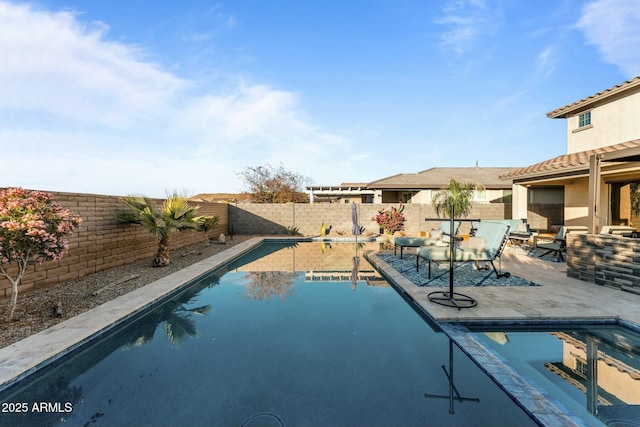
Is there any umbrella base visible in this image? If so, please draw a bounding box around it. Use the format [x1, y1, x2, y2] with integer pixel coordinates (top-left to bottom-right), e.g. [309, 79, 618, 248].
[428, 291, 477, 310]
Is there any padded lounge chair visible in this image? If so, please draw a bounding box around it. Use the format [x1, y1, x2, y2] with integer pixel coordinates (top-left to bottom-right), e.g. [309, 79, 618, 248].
[600, 225, 636, 236]
[394, 221, 460, 258]
[537, 226, 588, 262]
[415, 221, 511, 279]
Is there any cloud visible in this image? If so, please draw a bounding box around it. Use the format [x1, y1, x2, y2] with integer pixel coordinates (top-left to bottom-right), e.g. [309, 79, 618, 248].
[535, 46, 556, 78]
[575, 0, 640, 77]
[0, 2, 187, 127]
[436, 0, 502, 55]
[0, 1, 354, 196]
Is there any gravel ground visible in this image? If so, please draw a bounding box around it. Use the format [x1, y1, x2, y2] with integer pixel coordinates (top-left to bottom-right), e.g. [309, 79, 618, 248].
[0, 236, 252, 349]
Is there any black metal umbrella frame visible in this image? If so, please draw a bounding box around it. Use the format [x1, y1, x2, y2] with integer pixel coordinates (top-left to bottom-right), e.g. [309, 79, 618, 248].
[426, 206, 477, 310]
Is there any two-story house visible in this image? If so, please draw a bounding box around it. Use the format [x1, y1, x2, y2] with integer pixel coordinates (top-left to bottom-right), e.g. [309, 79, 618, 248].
[502, 77, 640, 232]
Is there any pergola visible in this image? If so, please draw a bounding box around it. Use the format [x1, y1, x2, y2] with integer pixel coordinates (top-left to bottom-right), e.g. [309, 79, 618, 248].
[588, 145, 640, 232]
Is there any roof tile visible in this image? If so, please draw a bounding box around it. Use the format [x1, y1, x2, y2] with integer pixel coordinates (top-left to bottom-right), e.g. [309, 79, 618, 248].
[500, 140, 640, 180]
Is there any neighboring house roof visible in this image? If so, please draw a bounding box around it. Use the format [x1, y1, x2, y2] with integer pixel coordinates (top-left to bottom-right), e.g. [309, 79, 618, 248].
[368, 167, 519, 190]
[189, 193, 252, 203]
[499, 139, 640, 182]
[547, 76, 640, 118]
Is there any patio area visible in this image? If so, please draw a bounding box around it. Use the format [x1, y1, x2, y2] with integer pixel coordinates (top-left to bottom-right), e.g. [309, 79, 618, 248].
[366, 248, 640, 326]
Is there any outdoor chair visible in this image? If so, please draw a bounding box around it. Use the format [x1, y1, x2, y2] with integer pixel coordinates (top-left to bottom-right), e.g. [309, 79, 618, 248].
[537, 226, 588, 262]
[415, 221, 511, 280]
[394, 221, 460, 259]
[507, 221, 532, 249]
[600, 225, 636, 236]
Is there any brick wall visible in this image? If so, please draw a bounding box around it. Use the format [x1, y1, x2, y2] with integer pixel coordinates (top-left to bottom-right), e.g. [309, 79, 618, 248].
[1, 191, 228, 298]
[230, 202, 513, 236]
[567, 234, 640, 293]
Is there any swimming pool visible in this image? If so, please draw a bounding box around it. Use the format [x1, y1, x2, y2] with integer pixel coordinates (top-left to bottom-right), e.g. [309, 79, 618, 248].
[0, 242, 537, 427]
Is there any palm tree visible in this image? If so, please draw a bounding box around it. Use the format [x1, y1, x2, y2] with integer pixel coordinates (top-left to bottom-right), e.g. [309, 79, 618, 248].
[197, 215, 220, 245]
[432, 178, 483, 218]
[119, 192, 201, 267]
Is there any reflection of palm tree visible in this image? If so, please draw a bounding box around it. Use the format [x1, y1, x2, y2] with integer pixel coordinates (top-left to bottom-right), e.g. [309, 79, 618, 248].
[163, 303, 212, 346]
[244, 271, 298, 300]
[124, 277, 216, 348]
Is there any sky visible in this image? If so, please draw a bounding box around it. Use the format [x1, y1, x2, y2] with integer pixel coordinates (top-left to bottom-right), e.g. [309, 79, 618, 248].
[1, 0, 640, 198]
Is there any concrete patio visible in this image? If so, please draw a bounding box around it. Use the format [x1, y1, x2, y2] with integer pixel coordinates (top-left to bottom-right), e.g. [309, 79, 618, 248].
[367, 249, 640, 326]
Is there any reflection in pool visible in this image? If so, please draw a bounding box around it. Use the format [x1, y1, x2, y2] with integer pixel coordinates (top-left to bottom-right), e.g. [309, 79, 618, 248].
[0, 242, 537, 427]
[470, 325, 640, 427]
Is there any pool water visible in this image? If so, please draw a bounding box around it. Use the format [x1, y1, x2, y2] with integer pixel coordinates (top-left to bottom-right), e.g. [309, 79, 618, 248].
[0, 242, 537, 427]
[470, 325, 640, 427]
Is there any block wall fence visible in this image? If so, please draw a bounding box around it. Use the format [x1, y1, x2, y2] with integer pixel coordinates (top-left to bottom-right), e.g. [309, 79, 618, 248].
[230, 202, 513, 237]
[2, 195, 518, 298]
[0, 191, 228, 299]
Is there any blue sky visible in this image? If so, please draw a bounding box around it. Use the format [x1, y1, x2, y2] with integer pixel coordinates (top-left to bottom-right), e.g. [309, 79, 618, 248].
[1, 0, 639, 197]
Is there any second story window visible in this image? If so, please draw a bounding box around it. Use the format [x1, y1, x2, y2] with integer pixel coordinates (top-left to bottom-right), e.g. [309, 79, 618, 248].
[578, 111, 591, 127]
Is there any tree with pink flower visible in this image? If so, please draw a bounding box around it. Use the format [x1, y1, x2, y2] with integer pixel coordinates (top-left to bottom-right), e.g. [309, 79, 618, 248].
[0, 188, 81, 319]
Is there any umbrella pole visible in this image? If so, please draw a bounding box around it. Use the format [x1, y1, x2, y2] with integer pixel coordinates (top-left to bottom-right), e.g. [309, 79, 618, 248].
[427, 205, 477, 310]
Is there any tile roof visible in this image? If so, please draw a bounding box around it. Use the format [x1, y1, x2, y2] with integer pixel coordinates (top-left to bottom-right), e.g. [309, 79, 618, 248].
[499, 140, 640, 180]
[368, 167, 519, 189]
[547, 76, 640, 118]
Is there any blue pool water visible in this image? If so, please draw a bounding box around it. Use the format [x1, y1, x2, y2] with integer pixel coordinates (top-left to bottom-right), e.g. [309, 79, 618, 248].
[0, 242, 537, 427]
[469, 325, 640, 427]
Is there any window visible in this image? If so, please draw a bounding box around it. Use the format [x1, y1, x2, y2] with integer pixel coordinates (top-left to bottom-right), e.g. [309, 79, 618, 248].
[578, 111, 591, 127]
[474, 189, 486, 201]
[575, 358, 588, 378]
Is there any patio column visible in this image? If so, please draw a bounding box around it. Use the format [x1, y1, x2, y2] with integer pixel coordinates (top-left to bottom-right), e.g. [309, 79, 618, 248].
[512, 184, 528, 222]
[587, 154, 601, 233]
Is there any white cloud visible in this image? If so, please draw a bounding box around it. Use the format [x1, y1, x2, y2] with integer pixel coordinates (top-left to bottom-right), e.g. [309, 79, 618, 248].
[576, 0, 640, 77]
[535, 46, 556, 78]
[0, 2, 355, 196]
[436, 0, 502, 55]
[0, 2, 186, 127]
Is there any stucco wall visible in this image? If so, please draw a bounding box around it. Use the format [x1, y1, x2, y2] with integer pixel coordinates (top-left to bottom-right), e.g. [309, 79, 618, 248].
[566, 87, 640, 153]
[564, 178, 591, 226]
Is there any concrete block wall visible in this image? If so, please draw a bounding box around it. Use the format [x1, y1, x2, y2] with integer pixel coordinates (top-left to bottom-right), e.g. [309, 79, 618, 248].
[231, 202, 513, 236]
[1, 191, 228, 298]
[567, 234, 640, 293]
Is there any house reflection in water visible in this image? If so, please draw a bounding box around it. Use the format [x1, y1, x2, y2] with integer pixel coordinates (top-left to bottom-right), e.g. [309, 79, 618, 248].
[235, 242, 385, 287]
[545, 328, 640, 424]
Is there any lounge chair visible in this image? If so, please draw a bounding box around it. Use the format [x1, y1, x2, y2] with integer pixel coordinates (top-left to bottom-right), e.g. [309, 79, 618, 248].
[600, 225, 636, 236]
[537, 226, 588, 262]
[415, 221, 511, 279]
[394, 221, 460, 259]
